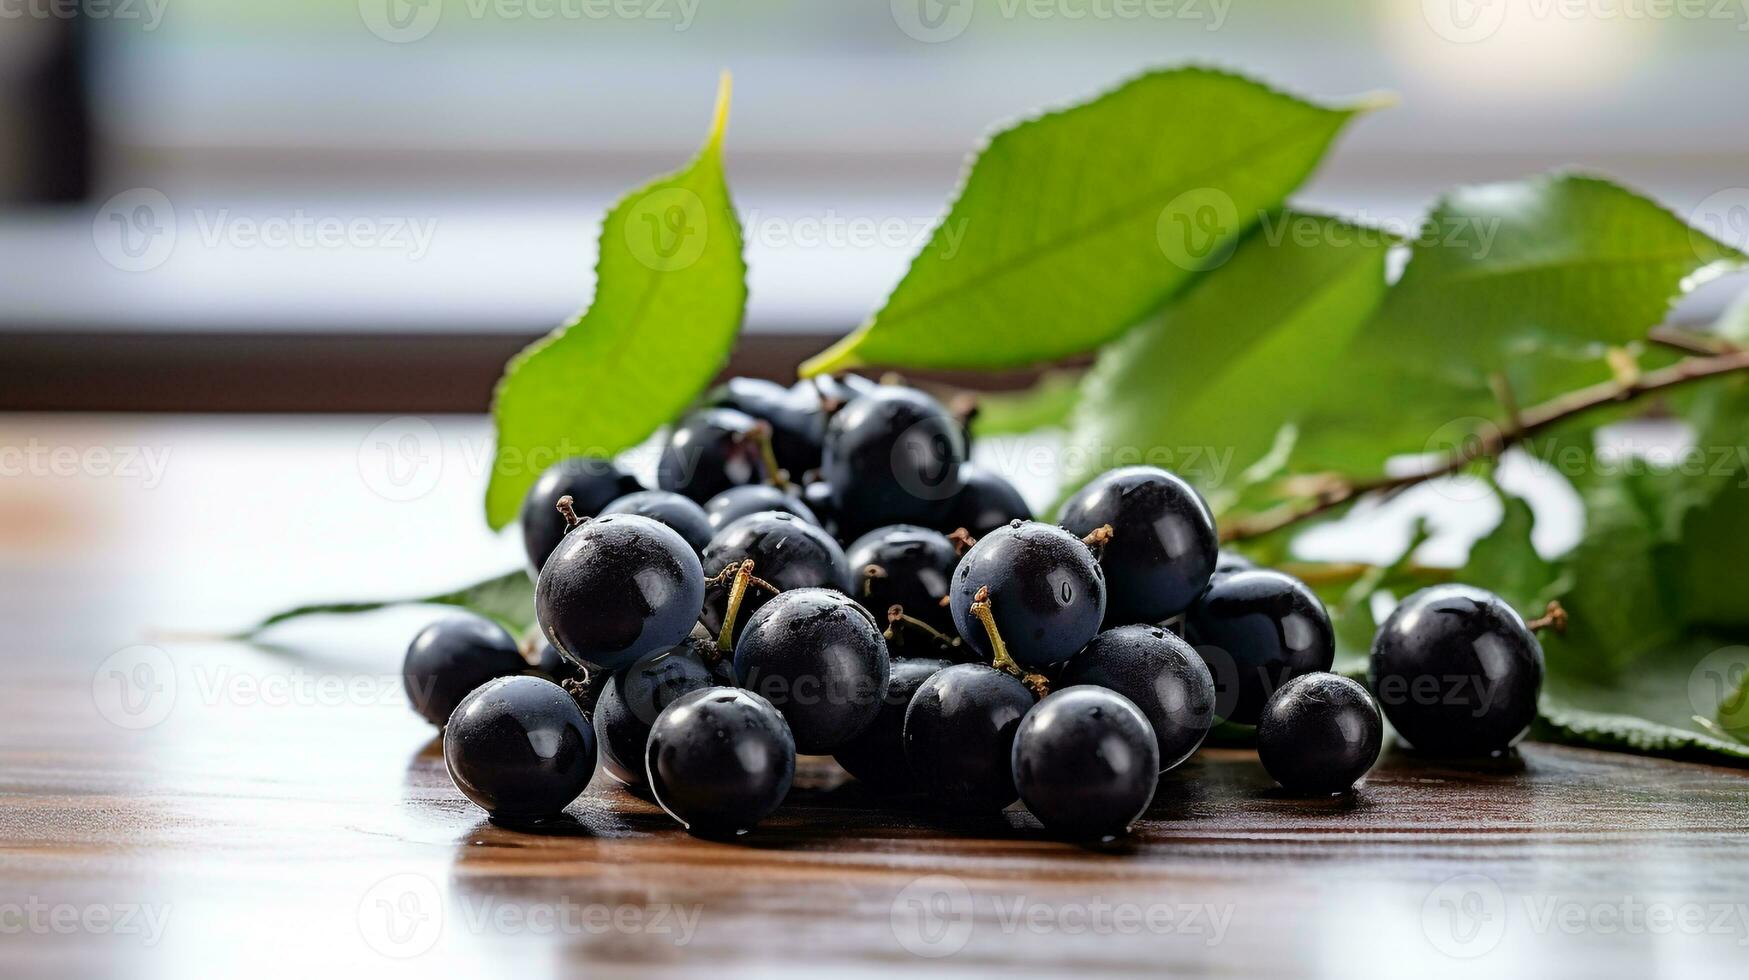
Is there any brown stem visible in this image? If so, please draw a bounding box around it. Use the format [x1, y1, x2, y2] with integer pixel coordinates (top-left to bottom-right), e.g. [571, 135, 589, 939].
[1650, 325, 1739, 357]
[715, 559, 756, 655]
[555, 495, 584, 532]
[1525, 600, 1569, 635]
[967, 586, 1049, 698]
[883, 604, 960, 651]
[1223, 350, 1749, 542]
[947, 527, 978, 557]
[861, 563, 887, 598]
[561, 674, 595, 716]
[1080, 524, 1115, 551]
[949, 392, 980, 434]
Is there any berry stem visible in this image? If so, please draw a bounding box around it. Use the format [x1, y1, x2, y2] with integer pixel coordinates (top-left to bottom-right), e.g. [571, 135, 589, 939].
[860, 563, 887, 598]
[555, 495, 584, 532]
[1525, 600, 1569, 635]
[947, 527, 978, 557]
[561, 672, 595, 718]
[811, 377, 847, 416]
[1080, 523, 1115, 552]
[1223, 349, 1749, 543]
[949, 392, 979, 433]
[711, 559, 781, 654]
[968, 586, 1050, 699]
[883, 604, 960, 653]
[746, 421, 793, 493]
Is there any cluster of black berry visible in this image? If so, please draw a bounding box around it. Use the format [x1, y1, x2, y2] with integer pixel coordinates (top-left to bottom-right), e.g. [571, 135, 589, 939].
[405, 376, 1547, 840]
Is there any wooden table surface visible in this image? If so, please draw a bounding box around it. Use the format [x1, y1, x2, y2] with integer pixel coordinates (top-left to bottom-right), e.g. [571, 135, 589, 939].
[3, 415, 1746, 979]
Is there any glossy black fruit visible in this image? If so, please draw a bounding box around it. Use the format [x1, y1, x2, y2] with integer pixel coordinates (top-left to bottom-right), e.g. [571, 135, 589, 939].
[733, 588, 891, 754]
[594, 628, 728, 787]
[1369, 584, 1543, 756]
[950, 521, 1106, 670]
[657, 408, 769, 503]
[1057, 466, 1218, 625]
[701, 512, 851, 644]
[443, 675, 596, 822]
[703, 484, 819, 532]
[709, 377, 825, 476]
[1213, 551, 1256, 578]
[1012, 686, 1159, 839]
[802, 373, 879, 410]
[942, 463, 1031, 538]
[536, 514, 705, 672]
[1060, 624, 1216, 771]
[846, 524, 958, 636]
[601, 490, 714, 554]
[903, 664, 1035, 811]
[520, 457, 643, 572]
[821, 386, 965, 536]
[403, 614, 529, 726]
[1257, 673, 1382, 794]
[1184, 569, 1334, 726]
[833, 658, 951, 791]
[801, 480, 841, 539]
[646, 687, 796, 836]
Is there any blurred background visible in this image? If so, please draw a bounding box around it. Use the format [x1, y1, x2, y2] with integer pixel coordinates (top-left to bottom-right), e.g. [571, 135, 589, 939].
[0, 1, 1744, 629]
[1, 0, 1746, 410]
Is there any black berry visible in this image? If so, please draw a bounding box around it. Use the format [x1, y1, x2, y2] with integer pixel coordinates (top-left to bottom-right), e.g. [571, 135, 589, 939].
[1185, 569, 1334, 726]
[832, 658, 951, 792]
[941, 463, 1031, 538]
[709, 377, 826, 476]
[601, 490, 714, 554]
[821, 386, 965, 536]
[443, 675, 596, 823]
[1059, 624, 1216, 771]
[1011, 686, 1159, 839]
[703, 484, 820, 532]
[646, 687, 795, 836]
[657, 408, 768, 503]
[950, 520, 1105, 670]
[846, 524, 959, 636]
[1057, 466, 1217, 624]
[520, 457, 643, 572]
[733, 588, 891, 754]
[536, 513, 705, 672]
[594, 628, 728, 787]
[701, 512, 850, 645]
[1256, 673, 1382, 794]
[403, 613, 529, 726]
[903, 663, 1035, 811]
[1369, 584, 1543, 756]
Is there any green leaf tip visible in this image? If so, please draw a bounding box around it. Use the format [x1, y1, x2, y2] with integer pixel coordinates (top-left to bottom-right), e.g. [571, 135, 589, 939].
[798, 65, 1371, 377]
[483, 76, 747, 528]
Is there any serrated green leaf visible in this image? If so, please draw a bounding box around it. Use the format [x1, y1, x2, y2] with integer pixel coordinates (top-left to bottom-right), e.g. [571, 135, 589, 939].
[1673, 378, 1749, 629]
[1535, 697, 1749, 766]
[485, 76, 747, 528]
[1295, 174, 1747, 475]
[239, 570, 535, 638]
[1062, 212, 1392, 495]
[1459, 486, 1559, 613]
[799, 68, 1374, 376]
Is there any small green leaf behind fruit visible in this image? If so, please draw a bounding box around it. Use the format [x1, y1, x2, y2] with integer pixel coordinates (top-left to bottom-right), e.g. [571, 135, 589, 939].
[238, 569, 536, 640]
[485, 75, 747, 529]
[800, 68, 1377, 376]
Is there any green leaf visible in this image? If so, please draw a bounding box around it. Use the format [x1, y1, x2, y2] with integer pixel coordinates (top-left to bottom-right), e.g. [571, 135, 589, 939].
[239, 570, 535, 639]
[1458, 486, 1559, 613]
[1062, 212, 1392, 495]
[1295, 174, 1747, 475]
[968, 371, 1083, 437]
[1535, 697, 1749, 765]
[485, 76, 747, 528]
[799, 68, 1375, 376]
[1673, 378, 1749, 629]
